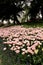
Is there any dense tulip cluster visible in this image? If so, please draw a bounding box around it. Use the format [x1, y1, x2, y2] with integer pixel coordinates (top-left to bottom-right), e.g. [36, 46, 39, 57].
[0, 26, 43, 55]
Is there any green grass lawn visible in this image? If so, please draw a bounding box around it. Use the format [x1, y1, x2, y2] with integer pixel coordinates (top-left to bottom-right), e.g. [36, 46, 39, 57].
[0, 20, 43, 28]
[21, 20, 43, 28]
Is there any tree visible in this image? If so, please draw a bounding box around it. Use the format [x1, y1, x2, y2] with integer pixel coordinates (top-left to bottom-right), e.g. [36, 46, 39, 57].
[0, 0, 24, 24]
[29, 0, 43, 21]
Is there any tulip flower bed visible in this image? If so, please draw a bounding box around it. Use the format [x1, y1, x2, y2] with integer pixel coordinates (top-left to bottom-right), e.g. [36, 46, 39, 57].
[0, 26, 43, 65]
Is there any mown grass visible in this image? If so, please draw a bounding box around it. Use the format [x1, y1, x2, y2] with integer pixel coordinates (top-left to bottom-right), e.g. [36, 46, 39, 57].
[0, 20, 43, 28]
[21, 20, 43, 28]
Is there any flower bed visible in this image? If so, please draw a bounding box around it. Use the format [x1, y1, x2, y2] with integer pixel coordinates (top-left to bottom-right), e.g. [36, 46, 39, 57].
[0, 26, 43, 65]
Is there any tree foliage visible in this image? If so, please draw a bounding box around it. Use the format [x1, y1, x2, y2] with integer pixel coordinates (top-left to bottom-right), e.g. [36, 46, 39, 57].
[0, 0, 43, 24]
[0, 0, 24, 24]
[29, 0, 43, 20]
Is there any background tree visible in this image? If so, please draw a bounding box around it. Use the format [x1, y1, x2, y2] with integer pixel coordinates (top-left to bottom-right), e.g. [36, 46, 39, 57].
[29, 0, 43, 21]
[0, 0, 24, 24]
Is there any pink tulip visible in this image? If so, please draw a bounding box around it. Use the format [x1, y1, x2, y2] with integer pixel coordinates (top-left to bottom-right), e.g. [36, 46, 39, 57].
[31, 45, 36, 51]
[22, 52, 25, 55]
[27, 48, 34, 55]
[15, 50, 20, 54]
[10, 46, 15, 50]
[16, 42, 22, 46]
[26, 41, 30, 46]
[15, 46, 20, 49]
[22, 48, 26, 52]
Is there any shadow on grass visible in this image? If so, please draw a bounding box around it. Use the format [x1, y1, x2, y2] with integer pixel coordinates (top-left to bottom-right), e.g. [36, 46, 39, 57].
[21, 20, 43, 28]
[0, 20, 43, 28]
